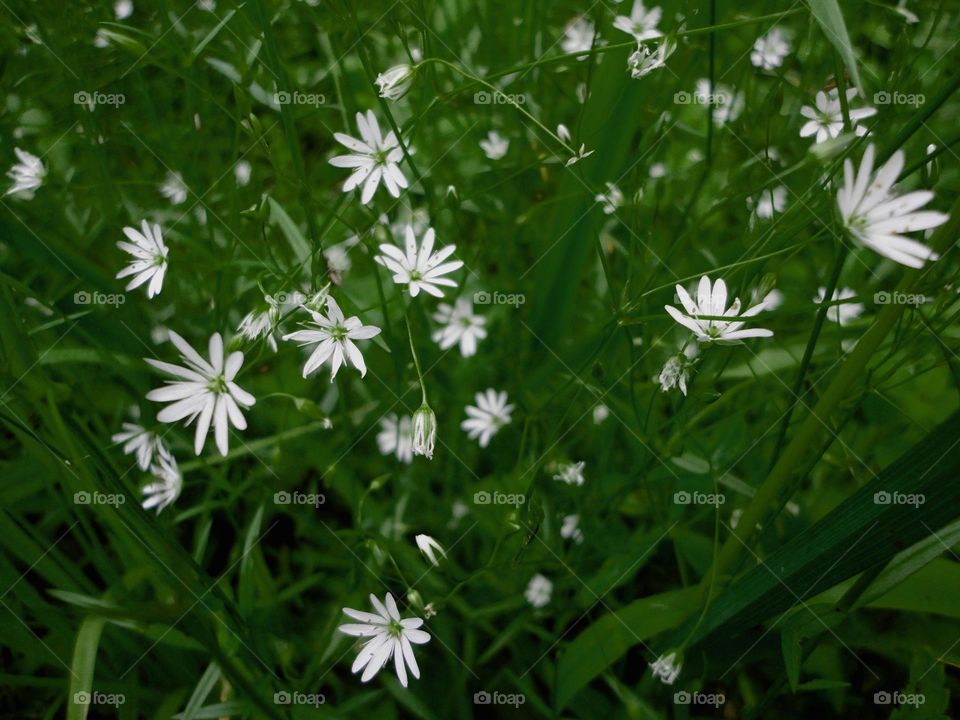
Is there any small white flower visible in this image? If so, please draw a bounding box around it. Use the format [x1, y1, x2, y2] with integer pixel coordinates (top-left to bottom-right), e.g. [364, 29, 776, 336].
[325, 244, 353, 281]
[592, 404, 609, 424]
[613, 1, 662, 41]
[414, 534, 446, 566]
[234, 159, 251, 187]
[6, 148, 45, 198]
[837, 144, 948, 268]
[665, 276, 774, 344]
[237, 294, 282, 351]
[114, 0, 133, 19]
[750, 28, 790, 70]
[650, 651, 681, 684]
[338, 593, 430, 688]
[479, 130, 509, 160]
[375, 64, 416, 101]
[111, 422, 165, 471]
[595, 182, 624, 214]
[553, 461, 586, 486]
[649, 162, 667, 178]
[799, 88, 876, 144]
[378, 414, 414, 464]
[142, 446, 182, 514]
[462, 389, 514, 447]
[561, 17, 596, 58]
[159, 171, 188, 205]
[116, 220, 169, 298]
[525, 574, 552, 608]
[375, 225, 464, 298]
[815, 287, 864, 325]
[557, 124, 572, 144]
[412, 405, 437, 459]
[749, 185, 788, 220]
[330, 110, 408, 205]
[894, 0, 919, 23]
[146, 332, 256, 456]
[282, 297, 381, 381]
[627, 37, 674, 78]
[657, 349, 695, 396]
[432, 298, 487, 357]
[561, 514, 584, 544]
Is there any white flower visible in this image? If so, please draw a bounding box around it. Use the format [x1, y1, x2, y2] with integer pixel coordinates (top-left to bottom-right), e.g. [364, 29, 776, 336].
[749, 186, 788, 220]
[378, 414, 414, 464]
[142, 446, 181, 514]
[561, 514, 584, 544]
[237, 295, 282, 351]
[525, 574, 552, 608]
[6, 148, 45, 198]
[895, 0, 919, 23]
[414, 534, 446, 566]
[412, 405, 436, 459]
[592, 404, 609, 424]
[114, 0, 133, 19]
[750, 28, 790, 70]
[479, 130, 509, 160]
[461, 389, 514, 447]
[432, 298, 487, 357]
[650, 651, 681, 684]
[557, 124, 572, 144]
[330, 110, 408, 205]
[146, 332, 255, 456]
[562, 17, 596, 58]
[814, 287, 863, 326]
[694, 79, 743, 125]
[657, 352, 693, 396]
[665, 276, 774, 344]
[553, 460, 586, 486]
[375, 64, 416, 101]
[282, 296, 381, 380]
[595, 182, 624, 214]
[234, 159, 251, 187]
[613, 1, 662, 41]
[799, 88, 876, 144]
[627, 37, 674, 78]
[649, 162, 667, 178]
[159, 171, 188, 204]
[116, 220, 169, 298]
[325, 244, 353, 281]
[338, 593, 431, 688]
[837, 144, 948, 268]
[111, 422, 165, 471]
[375, 225, 464, 298]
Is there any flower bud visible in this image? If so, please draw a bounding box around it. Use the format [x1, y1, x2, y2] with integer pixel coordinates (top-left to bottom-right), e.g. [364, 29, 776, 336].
[375, 64, 416, 101]
[412, 404, 436, 459]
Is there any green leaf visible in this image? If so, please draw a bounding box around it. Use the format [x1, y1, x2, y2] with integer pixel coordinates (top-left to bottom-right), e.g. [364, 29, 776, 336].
[268, 197, 311, 266]
[807, 0, 864, 95]
[181, 663, 221, 720]
[67, 616, 106, 720]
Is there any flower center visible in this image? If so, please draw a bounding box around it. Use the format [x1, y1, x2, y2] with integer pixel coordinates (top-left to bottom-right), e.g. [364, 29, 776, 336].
[387, 620, 404, 638]
[208, 375, 227, 395]
[330, 323, 348, 342]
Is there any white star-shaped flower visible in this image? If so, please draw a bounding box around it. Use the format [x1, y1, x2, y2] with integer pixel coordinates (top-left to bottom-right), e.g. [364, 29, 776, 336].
[338, 593, 431, 688]
[111, 422, 165, 471]
[799, 88, 876, 144]
[142, 445, 182, 514]
[525, 574, 552, 608]
[6, 148, 45, 198]
[461, 389, 513, 447]
[814, 287, 864, 326]
[750, 28, 790, 70]
[330, 110, 409, 205]
[561, 17, 596, 58]
[377, 414, 414, 464]
[479, 130, 509, 160]
[432, 297, 487, 357]
[116, 220, 169, 298]
[146, 332, 255, 456]
[837, 144, 948, 267]
[282, 297, 381, 380]
[665, 276, 773, 344]
[159, 171, 188, 204]
[613, 1, 662, 41]
[375, 225, 464, 298]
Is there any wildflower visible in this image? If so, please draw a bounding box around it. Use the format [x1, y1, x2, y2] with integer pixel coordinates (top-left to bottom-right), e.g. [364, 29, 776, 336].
[111, 422, 165, 471]
[159, 171, 188, 204]
[593, 404, 609, 424]
[377, 414, 414, 464]
[749, 186, 788, 220]
[627, 37, 674, 78]
[561, 514, 584, 544]
[282, 296, 381, 380]
[375, 225, 464, 298]
[462, 389, 513, 447]
[375, 64, 416, 101]
[330, 111, 408, 205]
[145, 332, 255, 456]
[237, 295, 282, 351]
[412, 404, 437, 459]
[561, 17, 596, 58]
[525, 574, 552, 608]
[799, 88, 876, 144]
[613, 1, 662, 41]
[479, 130, 509, 160]
[665, 276, 774, 344]
[595, 182, 624, 214]
[6, 148, 45, 198]
[338, 593, 430, 688]
[650, 651, 682, 684]
[553, 461, 586, 486]
[415, 534, 446, 566]
[814, 287, 864, 325]
[432, 297, 486, 357]
[114, 0, 133, 19]
[657, 345, 697, 395]
[837, 144, 948, 267]
[750, 28, 790, 70]
[141, 446, 181, 514]
[116, 220, 169, 298]
[234, 159, 251, 187]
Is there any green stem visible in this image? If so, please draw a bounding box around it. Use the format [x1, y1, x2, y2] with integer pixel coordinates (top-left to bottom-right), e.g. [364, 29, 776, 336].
[405, 310, 428, 405]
